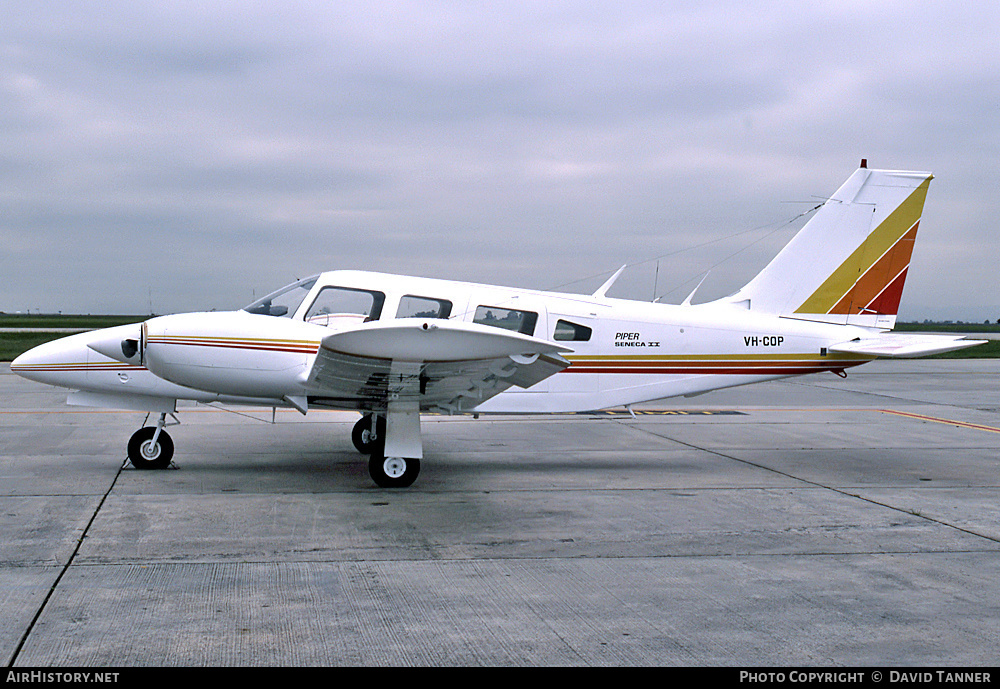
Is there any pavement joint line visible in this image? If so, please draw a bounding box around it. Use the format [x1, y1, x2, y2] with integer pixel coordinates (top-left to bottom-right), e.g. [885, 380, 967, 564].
[619, 415, 1000, 548]
[40, 547, 1000, 568]
[787, 377, 1000, 414]
[6, 453, 127, 668]
[0, 407, 904, 416]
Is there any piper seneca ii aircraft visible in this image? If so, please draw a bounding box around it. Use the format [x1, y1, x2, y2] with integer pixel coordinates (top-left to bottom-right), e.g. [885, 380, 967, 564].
[11, 163, 985, 487]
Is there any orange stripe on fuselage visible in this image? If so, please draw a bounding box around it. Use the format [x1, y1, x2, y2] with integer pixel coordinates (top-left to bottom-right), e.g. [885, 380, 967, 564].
[146, 335, 320, 355]
[564, 355, 869, 375]
[10, 362, 146, 373]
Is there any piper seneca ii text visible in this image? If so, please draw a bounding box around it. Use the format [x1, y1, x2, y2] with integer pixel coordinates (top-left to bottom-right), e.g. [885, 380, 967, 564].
[615, 332, 660, 347]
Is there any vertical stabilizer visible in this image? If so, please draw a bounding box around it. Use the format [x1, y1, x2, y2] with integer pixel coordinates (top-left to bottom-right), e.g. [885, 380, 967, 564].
[723, 165, 932, 329]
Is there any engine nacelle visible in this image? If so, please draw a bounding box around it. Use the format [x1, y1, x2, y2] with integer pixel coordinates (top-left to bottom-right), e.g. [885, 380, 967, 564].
[142, 311, 324, 399]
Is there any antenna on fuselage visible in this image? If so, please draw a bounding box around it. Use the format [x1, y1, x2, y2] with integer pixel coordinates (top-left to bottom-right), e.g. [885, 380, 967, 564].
[681, 272, 710, 306]
[593, 264, 627, 299]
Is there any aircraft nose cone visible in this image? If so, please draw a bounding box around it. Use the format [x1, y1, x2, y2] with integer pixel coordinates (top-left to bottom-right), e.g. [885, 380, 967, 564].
[9, 336, 73, 384]
[10, 347, 38, 375]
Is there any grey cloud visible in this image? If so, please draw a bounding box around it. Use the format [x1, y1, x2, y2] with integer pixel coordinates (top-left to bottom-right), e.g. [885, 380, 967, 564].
[1, 1, 998, 320]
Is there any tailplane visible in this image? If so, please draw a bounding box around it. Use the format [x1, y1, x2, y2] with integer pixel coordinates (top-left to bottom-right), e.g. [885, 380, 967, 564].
[724, 162, 932, 329]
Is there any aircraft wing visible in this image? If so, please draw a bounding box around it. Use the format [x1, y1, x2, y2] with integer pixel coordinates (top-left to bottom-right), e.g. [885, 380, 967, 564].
[305, 319, 572, 413]
[829, 333, 987, 358]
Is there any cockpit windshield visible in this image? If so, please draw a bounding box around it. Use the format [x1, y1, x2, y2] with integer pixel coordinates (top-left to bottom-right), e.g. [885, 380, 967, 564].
[242, 276, 318, 318]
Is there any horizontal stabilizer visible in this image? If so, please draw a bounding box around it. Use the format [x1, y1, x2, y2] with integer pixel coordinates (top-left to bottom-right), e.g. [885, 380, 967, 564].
[829, 334, 987, 359]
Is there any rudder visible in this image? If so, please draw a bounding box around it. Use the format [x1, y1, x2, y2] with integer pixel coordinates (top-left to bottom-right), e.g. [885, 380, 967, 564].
[723, 163, 932, 329]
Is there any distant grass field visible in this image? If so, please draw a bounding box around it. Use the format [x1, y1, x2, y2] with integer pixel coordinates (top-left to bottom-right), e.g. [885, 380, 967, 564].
[0, 314, 146, 329]
[895, 321, 1000, 333]
[893, 322, 999, 358]
[923, 339, 1000, 358]
[0, 315, 146, 362]
[1, 315, 997, 361]
[0, 332, 71, 362]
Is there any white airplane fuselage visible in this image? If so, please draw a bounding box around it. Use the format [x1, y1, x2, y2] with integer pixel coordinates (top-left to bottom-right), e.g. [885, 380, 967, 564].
[12, 269, 874, 415]
[12, 166, 983, 487]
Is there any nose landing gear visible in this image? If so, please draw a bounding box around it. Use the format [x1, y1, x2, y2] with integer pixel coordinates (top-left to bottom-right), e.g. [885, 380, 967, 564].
[352, 413, 386, 454]
[127, 413, 178, 470]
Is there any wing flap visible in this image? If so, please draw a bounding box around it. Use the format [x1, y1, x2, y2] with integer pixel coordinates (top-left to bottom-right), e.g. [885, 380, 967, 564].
[829, 333, 987, 358]
[305, 319, 572, 412]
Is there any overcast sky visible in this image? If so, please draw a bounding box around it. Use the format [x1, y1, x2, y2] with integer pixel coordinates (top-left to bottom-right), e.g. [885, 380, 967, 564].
[3, 1, 998, 320]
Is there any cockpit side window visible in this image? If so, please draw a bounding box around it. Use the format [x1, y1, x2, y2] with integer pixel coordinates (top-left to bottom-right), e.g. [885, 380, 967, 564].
[243, 277, 317, 318]
[473, 305, 538, 336]
[396, 295, 453, 319]
[304, 286, 385, 327]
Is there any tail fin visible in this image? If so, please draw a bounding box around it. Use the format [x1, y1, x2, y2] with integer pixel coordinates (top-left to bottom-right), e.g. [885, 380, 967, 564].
[725, 163, 933, 329]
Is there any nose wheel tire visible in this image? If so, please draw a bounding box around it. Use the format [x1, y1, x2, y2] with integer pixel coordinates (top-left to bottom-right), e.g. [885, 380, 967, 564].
[127, 427, 174, 470]
[368, 453, 420, 488]
[352, 414, 386, 454]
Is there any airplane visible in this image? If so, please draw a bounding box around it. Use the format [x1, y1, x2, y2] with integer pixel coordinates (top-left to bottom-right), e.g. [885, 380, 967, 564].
[11, 162, 985, 487]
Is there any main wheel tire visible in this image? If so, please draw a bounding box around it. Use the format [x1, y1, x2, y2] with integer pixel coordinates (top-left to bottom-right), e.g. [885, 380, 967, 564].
[127, 427, 174, 470]
[368, 452, 420, 488]
[352, 414, 385, 454]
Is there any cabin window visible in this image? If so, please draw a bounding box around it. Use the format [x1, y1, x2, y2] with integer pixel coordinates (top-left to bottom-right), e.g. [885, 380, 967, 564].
[473, 305, 538, 335]
[305, 286, 385, 326]
[396, 295, 453, 319]
[553, 319, 592, 342]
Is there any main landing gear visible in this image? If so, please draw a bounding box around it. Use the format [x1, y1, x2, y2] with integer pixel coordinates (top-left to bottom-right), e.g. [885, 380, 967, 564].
[352, 413, 421, 488]
[127, 413, 177, 470]
[369, 454, 421, 489]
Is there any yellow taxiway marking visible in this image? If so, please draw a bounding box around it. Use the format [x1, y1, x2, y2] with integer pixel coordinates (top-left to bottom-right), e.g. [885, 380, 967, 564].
[4, 407, 999, 437]
[878, 409, 1000, 435]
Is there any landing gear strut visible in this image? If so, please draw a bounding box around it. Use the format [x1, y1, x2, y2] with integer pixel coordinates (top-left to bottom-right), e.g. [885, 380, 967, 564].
[127, 413, 176, 469]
